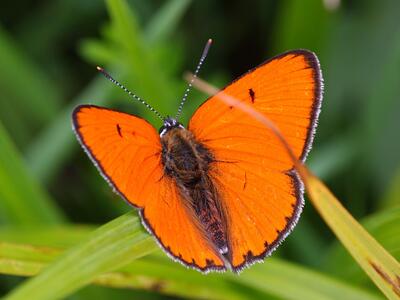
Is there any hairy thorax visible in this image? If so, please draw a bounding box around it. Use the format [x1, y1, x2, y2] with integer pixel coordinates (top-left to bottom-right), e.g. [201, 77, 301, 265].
[160, 128, 228, 254]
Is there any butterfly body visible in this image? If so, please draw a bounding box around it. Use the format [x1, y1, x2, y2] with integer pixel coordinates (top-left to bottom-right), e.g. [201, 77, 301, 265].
[160, 124, 229, 255]
[73, 49, 323, 273]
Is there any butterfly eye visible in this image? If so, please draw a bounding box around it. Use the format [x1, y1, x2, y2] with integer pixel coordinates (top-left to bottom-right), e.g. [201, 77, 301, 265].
[159, 117, 184, 136]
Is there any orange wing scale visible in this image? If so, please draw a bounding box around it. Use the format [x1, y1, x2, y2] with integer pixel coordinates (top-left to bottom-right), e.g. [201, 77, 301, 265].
[73, 105, 224, 271]
[189, 50, 322, 270]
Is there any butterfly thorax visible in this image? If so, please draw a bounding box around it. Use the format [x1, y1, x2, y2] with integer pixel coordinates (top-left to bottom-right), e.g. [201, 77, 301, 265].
[160, 126, 228, 255]
[160, 127, 212, 185]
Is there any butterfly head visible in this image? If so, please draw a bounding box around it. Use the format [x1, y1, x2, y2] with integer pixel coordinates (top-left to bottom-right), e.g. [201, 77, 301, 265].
[159, 117, 184, 136]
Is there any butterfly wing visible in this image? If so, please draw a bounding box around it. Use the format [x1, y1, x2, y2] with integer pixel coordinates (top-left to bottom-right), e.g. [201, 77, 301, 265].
[73, 105, 224, 271]
[188, 50, 322, 271]
[139, 176, 225, 272]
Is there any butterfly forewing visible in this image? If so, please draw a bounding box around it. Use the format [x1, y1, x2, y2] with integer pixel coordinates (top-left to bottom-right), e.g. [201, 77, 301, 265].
[73, 105, 161, 208]
[188, 50, 322, 270]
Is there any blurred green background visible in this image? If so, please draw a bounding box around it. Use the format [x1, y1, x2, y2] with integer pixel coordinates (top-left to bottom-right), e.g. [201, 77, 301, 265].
[0, 0, 399, 299]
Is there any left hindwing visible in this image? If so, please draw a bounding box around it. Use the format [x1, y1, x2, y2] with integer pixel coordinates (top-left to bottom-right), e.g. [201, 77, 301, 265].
[188, 50, 323, 271]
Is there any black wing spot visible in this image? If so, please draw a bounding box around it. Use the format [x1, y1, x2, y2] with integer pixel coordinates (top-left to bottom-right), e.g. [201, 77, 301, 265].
[249, 88, 255, 103]
[229, 106, 233, 109]
[243, 250, 255, 261]
[116, 124, 122, 137]
[206, 259, 215, 267]
[243, 172, 247, 190]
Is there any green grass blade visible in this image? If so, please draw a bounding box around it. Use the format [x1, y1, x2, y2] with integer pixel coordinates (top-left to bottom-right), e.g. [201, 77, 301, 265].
[0, 225, 94, 248]
[306, 172, 400, 299]
[325, 207, 400, 285]
[0, 236, 383, 300]
[3, 213, 155, 300]
[0, 242, 61, 276]
[0, 243, 247, 300]
[234, 260, 383, 300]
[0, 121, 64, 225]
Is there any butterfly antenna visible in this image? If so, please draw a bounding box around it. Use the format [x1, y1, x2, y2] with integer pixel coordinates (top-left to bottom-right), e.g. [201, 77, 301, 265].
[175, 38, 212, 120]
[96, 67, 165, 121]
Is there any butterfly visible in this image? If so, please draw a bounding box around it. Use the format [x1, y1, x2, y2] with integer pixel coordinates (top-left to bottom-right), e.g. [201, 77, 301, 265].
[72, 40, 323, 273]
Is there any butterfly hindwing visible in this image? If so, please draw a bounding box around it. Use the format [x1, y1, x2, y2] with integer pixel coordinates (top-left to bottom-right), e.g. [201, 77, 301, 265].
[140, 176, 225, 271]
[188, 50, 322, 271]
[73, 105, 224, 272]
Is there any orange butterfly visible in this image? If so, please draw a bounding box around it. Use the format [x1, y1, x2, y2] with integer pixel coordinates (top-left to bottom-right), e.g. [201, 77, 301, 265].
[72, 40, 323, 273]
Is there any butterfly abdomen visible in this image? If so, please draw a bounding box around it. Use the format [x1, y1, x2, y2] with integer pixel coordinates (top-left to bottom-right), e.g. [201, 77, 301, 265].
[160, 128, 228, 254]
